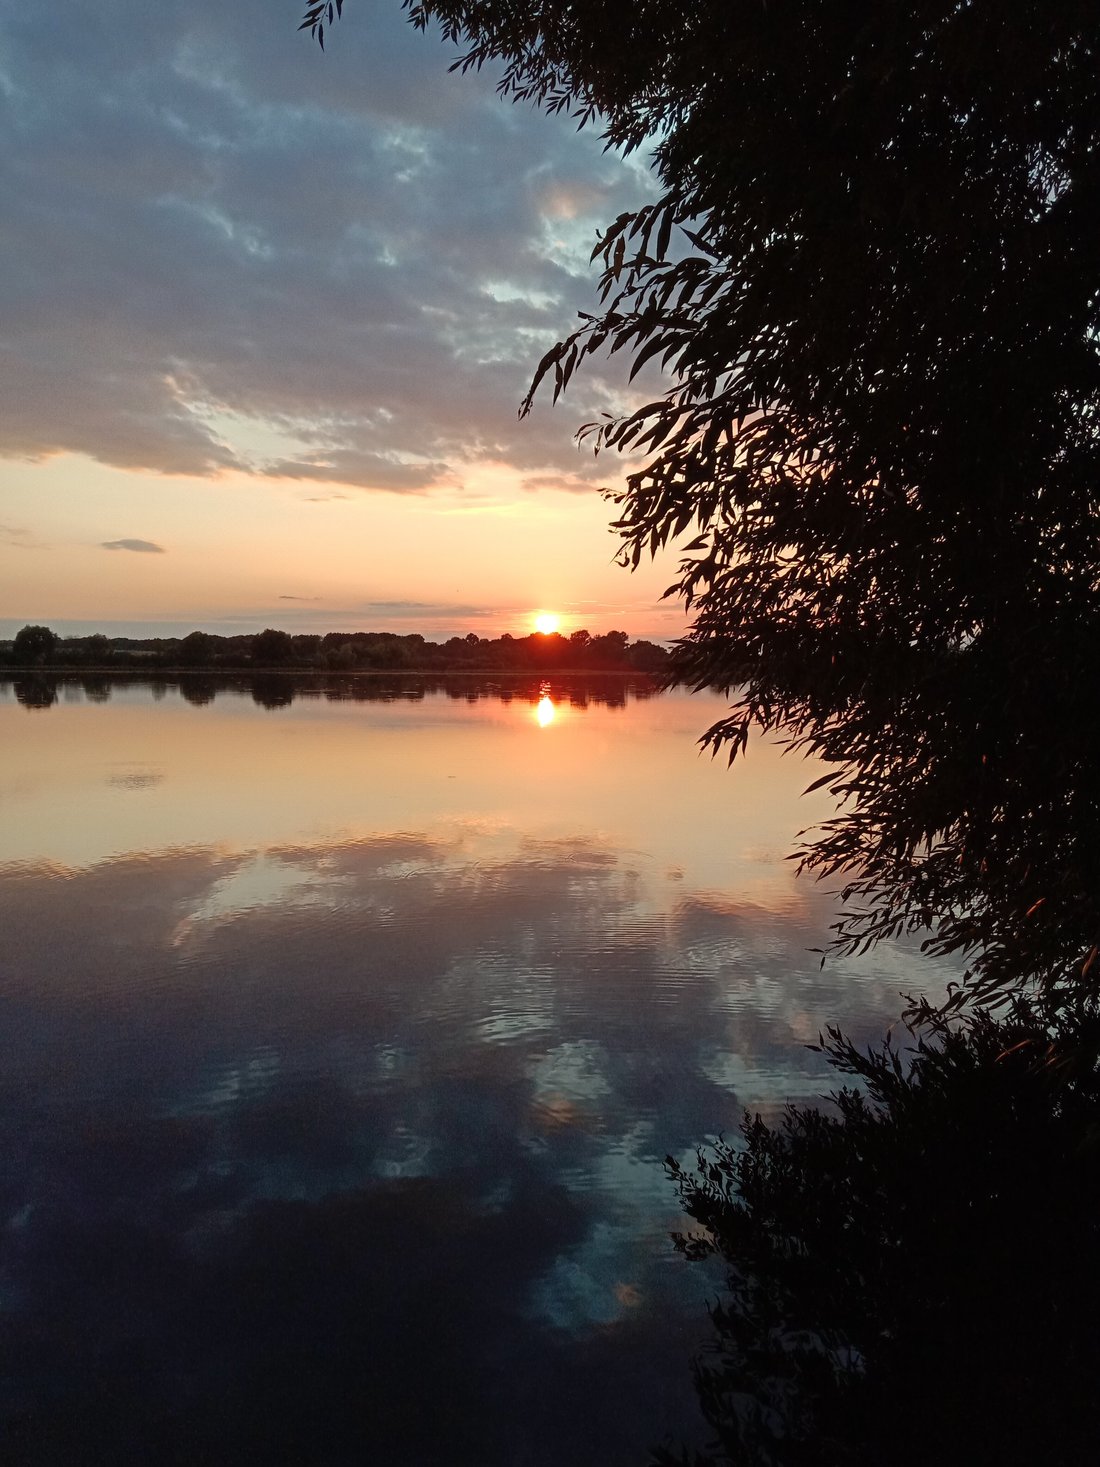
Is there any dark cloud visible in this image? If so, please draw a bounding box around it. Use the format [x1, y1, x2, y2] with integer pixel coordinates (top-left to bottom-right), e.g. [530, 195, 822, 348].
[277, 594, 321, 602]
[0, 829, 804, 1462]
[0, 1, 655, 494]
[101, 538, 166, 553]
[264, 450, 449, 493]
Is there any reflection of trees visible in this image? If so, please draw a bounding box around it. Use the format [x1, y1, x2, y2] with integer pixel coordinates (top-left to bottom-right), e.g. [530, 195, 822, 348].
[178, 678, 218, 707]
[249, 676, 295, 710]
[309, 673, 653, 708]
[13, 677, 57, 709]
[2, 671, 666, 712]
[660, 1006, 1100, 1467]
[322, 674, 424, 702]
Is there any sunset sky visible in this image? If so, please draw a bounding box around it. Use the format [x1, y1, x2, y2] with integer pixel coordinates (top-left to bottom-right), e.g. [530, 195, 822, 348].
[1, 1, 684, 641]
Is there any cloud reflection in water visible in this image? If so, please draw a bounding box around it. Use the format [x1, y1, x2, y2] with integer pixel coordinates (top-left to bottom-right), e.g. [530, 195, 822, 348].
[0, 683, 958, 1464]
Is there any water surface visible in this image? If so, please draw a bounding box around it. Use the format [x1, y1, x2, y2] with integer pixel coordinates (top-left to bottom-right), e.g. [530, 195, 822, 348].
[0, 677, 953, 1464]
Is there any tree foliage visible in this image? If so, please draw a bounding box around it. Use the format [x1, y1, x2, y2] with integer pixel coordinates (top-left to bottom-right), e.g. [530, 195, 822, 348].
[251, 627, 295, 664]
[308, 2, 1100, 1012]
[12, 624, 58, 667]
[300, 15, 1100, 1458]
[179, 629, 216, 667]
[655, 1002, 1100, 1466]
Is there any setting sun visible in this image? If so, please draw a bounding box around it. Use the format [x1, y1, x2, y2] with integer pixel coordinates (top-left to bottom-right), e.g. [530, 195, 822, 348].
[533, 612, 561, 635]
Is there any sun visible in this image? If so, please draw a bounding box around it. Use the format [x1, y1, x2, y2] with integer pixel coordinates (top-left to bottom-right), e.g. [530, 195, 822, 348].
[533, 611, 561, 635]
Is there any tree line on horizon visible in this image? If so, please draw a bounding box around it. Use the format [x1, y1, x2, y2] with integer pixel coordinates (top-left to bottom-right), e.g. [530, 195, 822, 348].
[1, 622, 670, 674]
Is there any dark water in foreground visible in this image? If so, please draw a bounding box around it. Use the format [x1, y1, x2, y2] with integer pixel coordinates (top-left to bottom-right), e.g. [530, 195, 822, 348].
[0, 676, 954, 1464]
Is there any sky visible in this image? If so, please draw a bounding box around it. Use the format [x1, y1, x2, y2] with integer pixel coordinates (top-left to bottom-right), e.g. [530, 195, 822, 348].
[0, 0, 685, 641]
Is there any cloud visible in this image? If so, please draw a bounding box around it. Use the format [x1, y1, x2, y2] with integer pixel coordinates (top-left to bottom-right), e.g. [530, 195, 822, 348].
[265, 451, 449, 494]
[0, 521, 44, 549]
[101, 538, 166, 554]
[278, 594, 321, 602]
[0, 1, 656, 495]
[0, 809, 954, 1463]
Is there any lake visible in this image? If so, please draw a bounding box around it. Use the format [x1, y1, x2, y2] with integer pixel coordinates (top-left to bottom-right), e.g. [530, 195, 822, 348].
[0, 675, 954, 1464]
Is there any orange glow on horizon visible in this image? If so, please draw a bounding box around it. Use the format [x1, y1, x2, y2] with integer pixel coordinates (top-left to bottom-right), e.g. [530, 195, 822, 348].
[0, 455, 692, 643]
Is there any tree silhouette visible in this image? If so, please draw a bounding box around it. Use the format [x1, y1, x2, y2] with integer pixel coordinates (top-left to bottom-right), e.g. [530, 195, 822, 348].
[13, 676, 57, 709]
[298, 12, 1100, 1459]
[12, 624, 57, 667]
[307, 2, 1100, 1012]
[252, 628, 294, 664]
[81, 633, 111, 666]
[250, 675, 296, 709]
[178, 678, 217, 706]
[179, 630, 215, 667]
[656, 997, 1100, 1467]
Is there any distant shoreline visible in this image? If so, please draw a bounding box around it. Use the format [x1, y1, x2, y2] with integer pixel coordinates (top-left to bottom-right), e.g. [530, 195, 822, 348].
[1, 626, 671, 679]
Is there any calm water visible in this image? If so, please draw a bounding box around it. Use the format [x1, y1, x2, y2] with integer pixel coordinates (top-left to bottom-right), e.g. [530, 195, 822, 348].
[0, 676, 953, 1464]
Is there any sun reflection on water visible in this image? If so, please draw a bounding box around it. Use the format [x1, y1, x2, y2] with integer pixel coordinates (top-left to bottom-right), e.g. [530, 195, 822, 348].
[536, 694, 556, 728]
